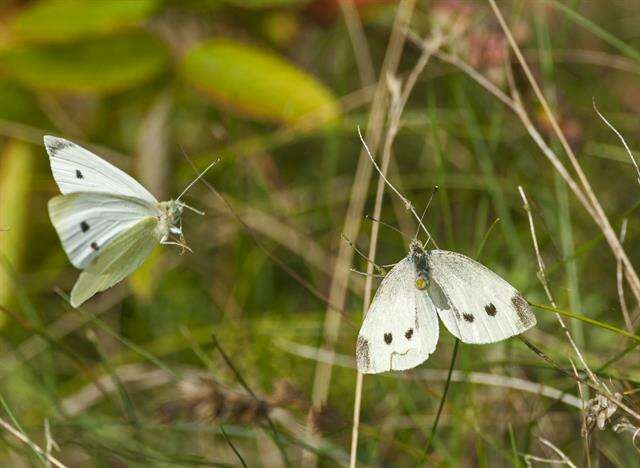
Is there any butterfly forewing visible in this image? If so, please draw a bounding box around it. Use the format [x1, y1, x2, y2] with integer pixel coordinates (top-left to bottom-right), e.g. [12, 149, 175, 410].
[44, 136, 157, 204]
[70, 217, 159, 307]
[427, 250, 536, 344]
[357, 258, 439, 374]
[49, 193, 159, 269]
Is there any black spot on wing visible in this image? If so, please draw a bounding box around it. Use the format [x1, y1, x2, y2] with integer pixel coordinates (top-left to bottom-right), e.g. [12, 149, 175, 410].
[405, 329, 413, 340]
[462, 313, 474, 322]
[511, 294, 535, 327]
[485, 303, 497, 316]
[90, 242, 99, 251]
[75, 170, 84, 179]
[356, 337, 370, 371]
[80, 221, 89, 232]
[384, 333, 393, 344]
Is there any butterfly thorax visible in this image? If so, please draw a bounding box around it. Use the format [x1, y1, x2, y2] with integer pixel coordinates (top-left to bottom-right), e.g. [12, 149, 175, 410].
[409, 240, 430, 290]
[156, 200, 184, 239]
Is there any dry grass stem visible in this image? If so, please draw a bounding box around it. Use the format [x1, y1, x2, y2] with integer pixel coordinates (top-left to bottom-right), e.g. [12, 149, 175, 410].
[592, 99, 640, 185]
[616, 219, 632, 331]
[489, 0, 640, 308]
[304, 3, 417, 467]
[522, 437, 578, 468]
[349, 26, 446, 467]
[0, 416, 67, 468]
[518, 186, 597, 385]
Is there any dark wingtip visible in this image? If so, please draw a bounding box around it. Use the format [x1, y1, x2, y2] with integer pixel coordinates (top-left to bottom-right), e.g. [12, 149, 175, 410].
[356, 336, 370, 372]
[43, 135, 73, 155]
[512, 294, 536, 329]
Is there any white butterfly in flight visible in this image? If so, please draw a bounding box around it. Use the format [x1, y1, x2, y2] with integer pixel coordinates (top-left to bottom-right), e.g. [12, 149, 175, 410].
[45, 136, 213, 308]
[354, 128, 536, 374]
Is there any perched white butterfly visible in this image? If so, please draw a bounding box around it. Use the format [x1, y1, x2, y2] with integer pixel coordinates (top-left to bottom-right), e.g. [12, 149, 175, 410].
[45, 136, 214, 307]
[354, 127, 536, 374]
[356, 239, 536, 374]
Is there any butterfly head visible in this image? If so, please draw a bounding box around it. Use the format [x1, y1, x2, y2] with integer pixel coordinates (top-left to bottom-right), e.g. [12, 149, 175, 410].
[409, 240, 430, 290]
[157, 201, 190, 251]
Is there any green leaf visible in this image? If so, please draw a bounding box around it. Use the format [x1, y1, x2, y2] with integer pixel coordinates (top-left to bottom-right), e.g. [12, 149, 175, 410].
[180, 39, 339, 125]
[8, 0, 160, 44]
[0, 33, 169, 94]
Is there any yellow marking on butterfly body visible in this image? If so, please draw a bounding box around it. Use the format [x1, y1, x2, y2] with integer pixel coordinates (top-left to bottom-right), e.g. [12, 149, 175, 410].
[415, 277, 427, 290]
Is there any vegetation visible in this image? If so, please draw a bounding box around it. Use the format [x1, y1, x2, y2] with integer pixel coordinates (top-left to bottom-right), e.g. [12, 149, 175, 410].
[0, 0, 639, 465]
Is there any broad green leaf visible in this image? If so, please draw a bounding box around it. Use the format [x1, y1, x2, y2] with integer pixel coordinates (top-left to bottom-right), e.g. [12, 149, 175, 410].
[0, 141, 34, 312]
[8, 0, 160, 44]
[0, 33, 169, 94]
[181, 39, 339, 125]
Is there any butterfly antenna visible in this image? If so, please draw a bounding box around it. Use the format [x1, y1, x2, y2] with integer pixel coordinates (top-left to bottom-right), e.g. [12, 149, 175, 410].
[176, 159, 220, 202]
[413, 186, 438, 242]
[365, 215, 410, 240]
[357, 126, 434, 244]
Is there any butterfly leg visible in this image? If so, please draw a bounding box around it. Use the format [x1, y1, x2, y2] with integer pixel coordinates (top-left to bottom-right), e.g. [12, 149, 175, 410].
[160, 237, 193, 253]
[350, 268, 385, 278]
[341, 233, 394, 275]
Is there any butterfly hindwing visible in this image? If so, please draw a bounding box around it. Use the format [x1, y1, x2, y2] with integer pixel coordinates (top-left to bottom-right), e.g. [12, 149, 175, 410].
[48, 193, 159, 269]
[70, 217, 159, 307]
[427, 250, 536, 344]
[44, 136, 157, 204]
[357, 258, 439, 374]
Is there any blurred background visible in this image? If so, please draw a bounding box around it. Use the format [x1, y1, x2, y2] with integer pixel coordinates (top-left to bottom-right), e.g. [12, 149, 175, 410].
[1, 0, 640, 466]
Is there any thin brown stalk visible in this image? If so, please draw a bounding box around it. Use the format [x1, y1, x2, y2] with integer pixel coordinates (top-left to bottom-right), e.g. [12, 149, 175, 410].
[568, 358, 592, 467]
[489, 0, 640, 308]
[302, 3, 416, 466]
[616, 219, 632, 332]
[349, 31, 444, 467]
[338, 0, 375, 86]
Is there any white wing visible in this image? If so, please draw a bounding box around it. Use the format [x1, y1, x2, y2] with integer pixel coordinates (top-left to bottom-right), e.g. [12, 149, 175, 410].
[357, 258, 439, 374]
[44, 136, 157, 204]
[48, 193, 159, 269]
[71, 217, 159, 307]
[427, 250, 536, 344]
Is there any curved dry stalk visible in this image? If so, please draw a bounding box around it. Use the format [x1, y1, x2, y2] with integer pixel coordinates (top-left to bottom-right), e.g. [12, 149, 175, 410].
[523, 437, 578, 468]
[489, 0, 640, 310]
[518, 186, 598, 385]
[592, 99, 640, 185]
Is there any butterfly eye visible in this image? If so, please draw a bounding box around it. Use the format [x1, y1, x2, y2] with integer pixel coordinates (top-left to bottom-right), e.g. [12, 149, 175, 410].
[415, 277, 427, 290]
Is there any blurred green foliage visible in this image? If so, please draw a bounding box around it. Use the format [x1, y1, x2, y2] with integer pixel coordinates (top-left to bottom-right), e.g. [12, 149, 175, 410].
[0, 0, 639, 466]
[7, 0, 160, 43]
